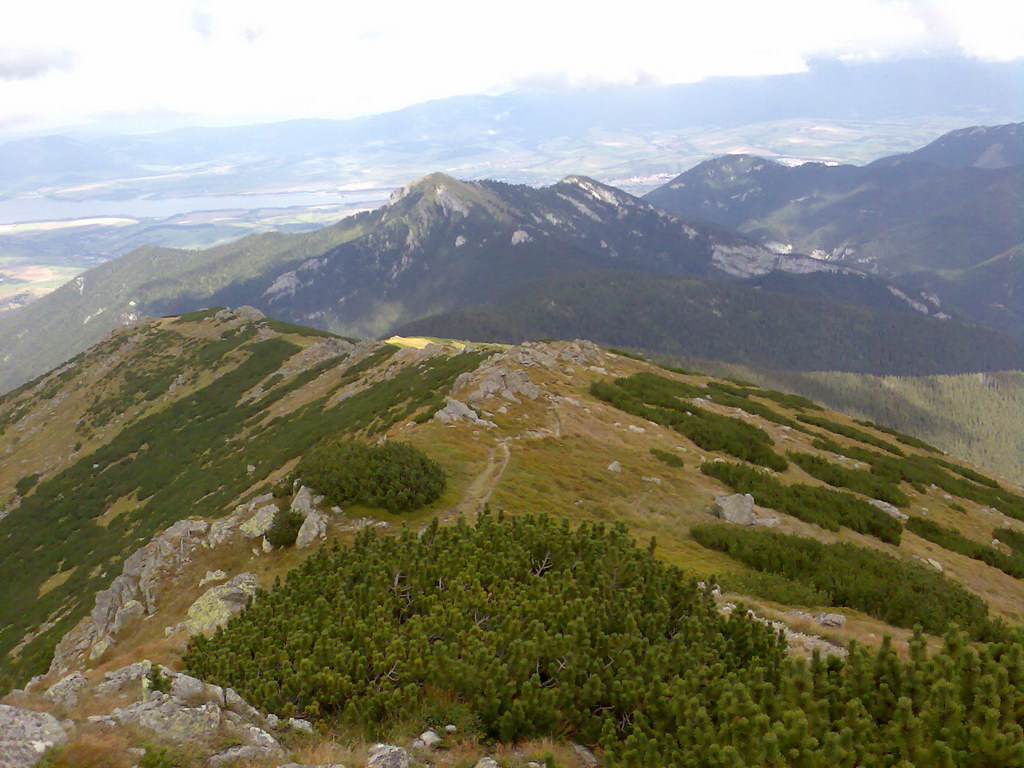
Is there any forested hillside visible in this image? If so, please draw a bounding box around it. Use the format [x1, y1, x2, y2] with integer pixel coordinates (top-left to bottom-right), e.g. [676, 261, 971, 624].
[397, 270, 1024, 375]
[644, 123, 1024, 338]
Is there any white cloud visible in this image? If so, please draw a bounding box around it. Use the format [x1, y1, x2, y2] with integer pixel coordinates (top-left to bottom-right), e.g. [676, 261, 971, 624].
[0, 0, 1020, 132]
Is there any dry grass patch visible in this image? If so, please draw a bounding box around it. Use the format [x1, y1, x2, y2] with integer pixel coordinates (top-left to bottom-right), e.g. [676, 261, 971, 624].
[38, 565, 77, 597]
[38, 728, 133, 768]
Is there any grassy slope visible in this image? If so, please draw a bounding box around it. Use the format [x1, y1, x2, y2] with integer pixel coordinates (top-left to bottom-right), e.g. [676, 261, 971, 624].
[0, 215, 370, 394]
[676, 358, 1024, 485]
[3, 318, 1024, 695]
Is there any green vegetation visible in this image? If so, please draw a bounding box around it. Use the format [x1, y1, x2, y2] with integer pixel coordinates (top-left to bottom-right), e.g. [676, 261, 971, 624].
[649, 448, 684, 467]
[677, 361, 1024, 485]
[701, 461, 902, 544]
[0, 333, 486, 690]
[853, 417, 940, 452]
[702, 386, 803, 429]
[263, 317, 342, 338]
[297, 440, 445, 513]
[797, 414, 905, 455]
[266, 509, 304, 548]
[691, 524, 989, 635]
[591, 372, 788, 471]
[705, 379, 821, 412]
[906, 518, 1024, 579]
[398, 269, 1024, 376]
[788, 451, 910, 508]
[718, 570, 828, 606]
[14, 473, 39, 497]
[812, 437, 1024, 521]
[186, 514, 1024, 766]
[995, 527, 1024, 557]
[147, 664, 172, 694]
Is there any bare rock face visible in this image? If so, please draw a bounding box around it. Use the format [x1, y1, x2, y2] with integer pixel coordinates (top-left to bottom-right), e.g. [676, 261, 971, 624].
[433, 397, 495, 428]
[240, 504, 278, 538]
[89, 664, 278, 764]
[44, 671, 89, 709]
[710, 494, 756, 525]
[111, 599, 145, 635]
[461, 366, 541, 404]
[96, 661, 152, 695]
[815, 613, 847, 628]
[291, 485, 316, 515]
[573, 743, 600, 767]
[182, 574, 259, 635]
[411, 729, 441, 749]
[48, 517, 212, 675]
[0, 704, 67, 768]
[296, 510, 327, 548]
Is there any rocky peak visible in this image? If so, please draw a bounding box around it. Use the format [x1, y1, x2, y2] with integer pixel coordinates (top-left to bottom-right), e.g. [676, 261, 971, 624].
[556, 175, 637, 208]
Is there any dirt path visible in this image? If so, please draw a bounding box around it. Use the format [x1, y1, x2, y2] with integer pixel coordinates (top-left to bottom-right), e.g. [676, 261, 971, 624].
[451, 439, 511, 521]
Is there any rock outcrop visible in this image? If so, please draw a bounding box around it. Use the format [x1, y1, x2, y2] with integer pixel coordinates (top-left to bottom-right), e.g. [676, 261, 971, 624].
[433, 397, 495, 428]
[296, 509, 328, 548]
[240, 503, 278, 538]
[367, 744, 410, 768]
[44, 671, 88, 709]
[0, 704, 67, 768]
[180, 574, 259, 635]
[86, 664, 281, 764]
[48, 518, 212, 674]
[48, 497, 264, 675]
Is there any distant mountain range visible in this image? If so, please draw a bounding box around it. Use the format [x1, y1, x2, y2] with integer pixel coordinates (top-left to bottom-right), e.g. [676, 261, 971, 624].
[2, 161, 1019, 393]
[645, 122, 1024, 337]
[1, 57, 1021, 206]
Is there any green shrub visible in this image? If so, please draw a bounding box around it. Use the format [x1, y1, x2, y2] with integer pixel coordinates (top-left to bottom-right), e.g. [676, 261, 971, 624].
[717, 570, 828, 606]
[266, 509, 304, 548]
[691, 524, 989, 635]
[591, 373, 788, 471]
[139, 745, 186, 768]
[906, 517, 1024, 579]
[147, 664, 172, 694]
[14, 473, 39, 497]
[798, 414, 905, 455]
[813, 437, 1024, 521]
[788, 451, 910, 507]
[185, 515, 1024, 767]
[701, 461, 902, 544]
[649, 448, 684, 467]
[297, 440, 445, 512]
[186, 514, 787, 740]
[995, 527, 1024, 557]
[853, 418, 940, 452]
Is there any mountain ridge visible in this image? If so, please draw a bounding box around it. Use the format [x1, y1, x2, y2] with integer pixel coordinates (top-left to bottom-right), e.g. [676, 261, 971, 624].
[0, 171, 883, 393]
[644, 123, 1024, 336]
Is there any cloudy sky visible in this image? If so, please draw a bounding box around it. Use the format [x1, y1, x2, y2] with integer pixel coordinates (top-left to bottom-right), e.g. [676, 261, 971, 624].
[1, 0, 1022, 134]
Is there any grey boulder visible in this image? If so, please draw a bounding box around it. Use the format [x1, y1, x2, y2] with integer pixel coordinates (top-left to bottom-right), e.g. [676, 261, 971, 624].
[367, 743, 410, 768]
[711, 493, 756, 525]
[0, 705, 67, 768]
